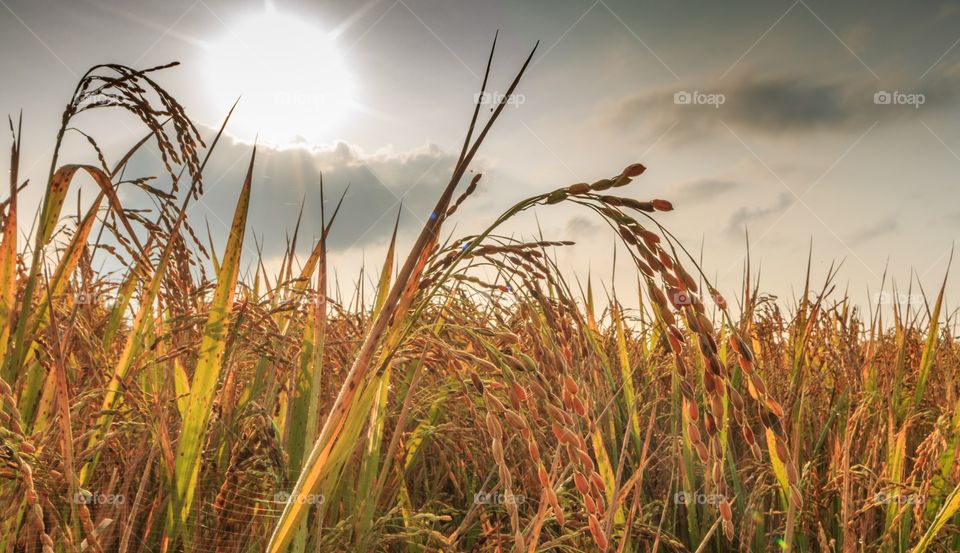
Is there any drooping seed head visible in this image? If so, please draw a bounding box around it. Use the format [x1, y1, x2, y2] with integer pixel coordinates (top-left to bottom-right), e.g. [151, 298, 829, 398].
[528, 440, 541, 464]
[590, 178, 614, 191]
[574, 472, 590, 494]
[486, 412, 503, 440]
[572, 395, 587, 417]
[589, 472, 604, 492]
[774, 437, 790, 462]
[584, 493, 598, 514]
[588, 514, 608, 550]
[538, 465, 550, 488]
[577, 448, 594, 471]
[469, 372, 484, 394]
[622, 198, 654, 212]
[695, 442, 710, 463]
[504, 410, 526, 430]
[511, 382, 528, 402]
[492, 437, 505, 465]
[651, 198, 673, 211]
[545, 190, 567, 204]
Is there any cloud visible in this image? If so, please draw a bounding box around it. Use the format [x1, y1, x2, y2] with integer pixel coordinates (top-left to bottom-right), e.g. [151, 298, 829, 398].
[725, 193, 794, 236]
[603, 68, 960, 142]
[935, 3, 960, 21]
[847, 216, 898, 245]
[565, 215, 603, 237]
[841, 23, 872, 51]
[668, 178, 741, 205]
[122, 132, 472, 259]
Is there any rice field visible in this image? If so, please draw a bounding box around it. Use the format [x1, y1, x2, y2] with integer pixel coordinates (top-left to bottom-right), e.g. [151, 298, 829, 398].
[0, 54, 959, 553]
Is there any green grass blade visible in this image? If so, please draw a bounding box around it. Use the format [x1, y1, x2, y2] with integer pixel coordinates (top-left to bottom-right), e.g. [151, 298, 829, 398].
[168, 146, 255, 540]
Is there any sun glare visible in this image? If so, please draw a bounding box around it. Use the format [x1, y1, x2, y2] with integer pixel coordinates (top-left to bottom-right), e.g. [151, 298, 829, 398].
[204, 9, 356, 145]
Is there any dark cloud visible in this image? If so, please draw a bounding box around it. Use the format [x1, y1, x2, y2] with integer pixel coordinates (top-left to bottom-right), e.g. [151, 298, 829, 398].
[604, 68, 960, 142]
[123, 132, 466, 259]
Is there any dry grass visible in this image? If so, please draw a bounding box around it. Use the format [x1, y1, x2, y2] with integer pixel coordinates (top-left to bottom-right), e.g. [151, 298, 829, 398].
[0, 51, 959, 553]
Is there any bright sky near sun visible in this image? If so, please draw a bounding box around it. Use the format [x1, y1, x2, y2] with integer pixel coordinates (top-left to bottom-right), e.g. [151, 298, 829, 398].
[203, 8, 357, 144]
[1, 0, 958, 311]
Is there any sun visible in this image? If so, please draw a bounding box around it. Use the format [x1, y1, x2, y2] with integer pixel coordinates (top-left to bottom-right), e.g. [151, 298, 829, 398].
[204, 9, 357, 145]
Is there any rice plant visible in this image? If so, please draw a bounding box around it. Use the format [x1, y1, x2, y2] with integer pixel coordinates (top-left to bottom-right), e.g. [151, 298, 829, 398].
[0, 48, 958, 553]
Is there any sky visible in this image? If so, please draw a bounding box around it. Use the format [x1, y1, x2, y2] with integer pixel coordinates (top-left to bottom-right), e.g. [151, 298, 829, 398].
[1, 0, 958, 314]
